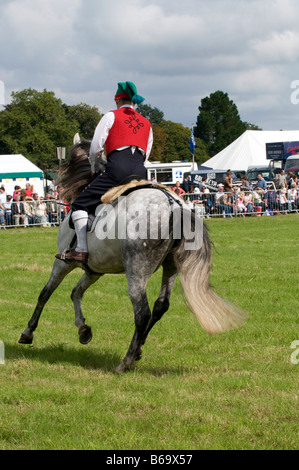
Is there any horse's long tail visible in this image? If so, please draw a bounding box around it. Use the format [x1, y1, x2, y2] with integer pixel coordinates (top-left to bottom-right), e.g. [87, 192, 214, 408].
[173, 212, 247, 334]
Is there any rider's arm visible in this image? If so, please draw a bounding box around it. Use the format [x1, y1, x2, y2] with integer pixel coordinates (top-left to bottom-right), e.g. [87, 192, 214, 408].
[90, 111, 115, 155]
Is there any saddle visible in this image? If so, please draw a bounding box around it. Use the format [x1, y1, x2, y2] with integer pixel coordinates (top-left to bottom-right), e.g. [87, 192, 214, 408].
[101, 176, 174, 204]
[69, 176, 182, 232]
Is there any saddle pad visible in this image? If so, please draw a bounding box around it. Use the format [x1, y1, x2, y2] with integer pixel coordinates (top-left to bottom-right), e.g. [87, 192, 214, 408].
[101, 179, 174, 204]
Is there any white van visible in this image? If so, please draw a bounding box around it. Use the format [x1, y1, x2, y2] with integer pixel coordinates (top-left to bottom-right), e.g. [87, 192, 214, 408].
[284, 154, 299, 171]
[145, 161, 197, 185]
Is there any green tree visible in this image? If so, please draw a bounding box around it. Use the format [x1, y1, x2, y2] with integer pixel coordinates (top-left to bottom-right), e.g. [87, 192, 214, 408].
[243, 121, 262, 130]
[0, 88, 78, 170]
[136, 103, 164, 124]
[150, 124, 168, 161]
[194, 91, 247, 156]
[150, 121, 209, 164]
[64, 103, 103, 140]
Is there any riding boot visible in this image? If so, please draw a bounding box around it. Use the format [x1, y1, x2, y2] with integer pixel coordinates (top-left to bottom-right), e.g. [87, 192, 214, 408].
[55, 210, 89, 262]
[72, 210, 89, 253]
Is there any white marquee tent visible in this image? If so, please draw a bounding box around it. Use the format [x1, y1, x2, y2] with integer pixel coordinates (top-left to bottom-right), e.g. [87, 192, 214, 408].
[0, 154, 44, 196]
[202, 130, 299, 171]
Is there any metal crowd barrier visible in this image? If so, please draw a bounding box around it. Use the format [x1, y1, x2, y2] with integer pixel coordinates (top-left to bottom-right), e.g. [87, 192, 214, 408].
[0, 200, 69, 229]
[1, 189, 298, 230]
[181, 188, 299, 218]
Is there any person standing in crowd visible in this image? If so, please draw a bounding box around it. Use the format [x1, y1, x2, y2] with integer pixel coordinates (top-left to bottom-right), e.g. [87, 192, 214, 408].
[287, 183, 299, 211]
[0, 187, 6, 226]
[201, 185, 214, 215]
[277, 184, 288, 212]
[236, 192, 247, 215]
[256, 173, 267, 191]
[45, 193, 58, 225]
[0, 187, 6, 205]
[264, 188, 278, 212]
[35, 196, 48, 226]
[23, 196, 34, 225]
[13, 185, 22, 199]
[214, 185, 225, 206]
[11, 194, 28, 226]
[240, 175, 252, 191]
[223, 171, 233, 193]
[276, 169, 287, 189]
[198, 176, 208, 192]
[182, 175, 190, 193]
[0, 202, 4, 226]
[173, 181, 185, 197]
[25, 183, 33, 198]
[4, 195, 12, 226]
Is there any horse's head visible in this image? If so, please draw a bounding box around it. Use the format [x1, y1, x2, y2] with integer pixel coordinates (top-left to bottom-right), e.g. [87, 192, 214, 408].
[72, 133, 107, 174]
[57, 138, 94, 203]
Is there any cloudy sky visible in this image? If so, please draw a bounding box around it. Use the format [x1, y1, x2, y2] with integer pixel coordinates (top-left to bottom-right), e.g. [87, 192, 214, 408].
[1, 0, 299, 131]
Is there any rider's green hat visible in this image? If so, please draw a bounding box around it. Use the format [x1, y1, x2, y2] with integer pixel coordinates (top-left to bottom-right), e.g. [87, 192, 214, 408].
[115, 81, 145, 105]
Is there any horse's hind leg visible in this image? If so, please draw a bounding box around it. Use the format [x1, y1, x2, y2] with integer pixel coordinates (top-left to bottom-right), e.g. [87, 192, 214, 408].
[19, 259, 76, 344]
[136, 254, 178, 361]
[115, 274, 151, 374]
[71, 271, 102, 344]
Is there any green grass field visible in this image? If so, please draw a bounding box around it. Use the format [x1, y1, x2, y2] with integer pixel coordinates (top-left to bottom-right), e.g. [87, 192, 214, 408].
[0, 215, 298, 450]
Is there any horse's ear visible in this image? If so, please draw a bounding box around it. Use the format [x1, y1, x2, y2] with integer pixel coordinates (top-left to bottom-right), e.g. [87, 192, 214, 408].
[73, 133, 81, 145]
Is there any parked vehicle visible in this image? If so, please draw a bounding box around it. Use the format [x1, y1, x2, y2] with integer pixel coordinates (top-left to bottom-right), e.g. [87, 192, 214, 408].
[284, 154, 299, 172]
[183, 169, 238, 192]
[145, 161, 197, 186]
[246, 165, 279, 188]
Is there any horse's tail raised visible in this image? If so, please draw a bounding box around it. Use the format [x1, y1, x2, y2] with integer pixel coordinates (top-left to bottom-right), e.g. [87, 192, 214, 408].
[173, 212, 247, 334]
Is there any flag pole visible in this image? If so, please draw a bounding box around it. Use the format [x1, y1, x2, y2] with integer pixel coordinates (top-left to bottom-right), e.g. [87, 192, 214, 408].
[190, 125, 196, 170]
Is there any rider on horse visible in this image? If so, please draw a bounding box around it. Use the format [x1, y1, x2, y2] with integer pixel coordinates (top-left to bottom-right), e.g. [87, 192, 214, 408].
[55, 81, 153, 263]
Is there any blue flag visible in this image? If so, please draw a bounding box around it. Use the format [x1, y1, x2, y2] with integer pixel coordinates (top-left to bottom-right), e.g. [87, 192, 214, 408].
[190, 127, 196, 154]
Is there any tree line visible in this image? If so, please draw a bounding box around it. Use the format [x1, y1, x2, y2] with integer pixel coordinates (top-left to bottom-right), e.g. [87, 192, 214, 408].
[0, 88, 260, 173]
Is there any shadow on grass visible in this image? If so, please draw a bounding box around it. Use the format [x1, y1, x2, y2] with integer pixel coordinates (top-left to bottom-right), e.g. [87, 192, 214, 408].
[5, 341, 121, 372]
[5, 341, 195, 376]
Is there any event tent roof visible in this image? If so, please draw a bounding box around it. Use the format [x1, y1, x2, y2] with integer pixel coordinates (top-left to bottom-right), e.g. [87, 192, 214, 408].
[0, 154, 43, 179]
[202, 130, 299, 171]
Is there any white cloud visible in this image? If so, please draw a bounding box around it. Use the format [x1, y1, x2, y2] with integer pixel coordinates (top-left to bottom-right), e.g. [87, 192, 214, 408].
[1, 0, 299, 131]
[252, 30, 299, 63]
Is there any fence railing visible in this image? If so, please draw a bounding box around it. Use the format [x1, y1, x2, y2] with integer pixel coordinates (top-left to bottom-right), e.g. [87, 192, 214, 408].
[0, 200, 69, 228]
[1, 189, 298, 229]
[181, 189, 299, 218]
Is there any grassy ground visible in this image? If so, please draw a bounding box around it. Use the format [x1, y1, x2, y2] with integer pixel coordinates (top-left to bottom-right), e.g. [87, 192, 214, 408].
[0, 216, 298, 450]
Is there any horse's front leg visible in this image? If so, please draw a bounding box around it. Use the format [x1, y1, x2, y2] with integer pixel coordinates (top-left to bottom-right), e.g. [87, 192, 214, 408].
[71, 271, 102, 344]
[19, 259, 75, 344]
[115, 278, 151, 374]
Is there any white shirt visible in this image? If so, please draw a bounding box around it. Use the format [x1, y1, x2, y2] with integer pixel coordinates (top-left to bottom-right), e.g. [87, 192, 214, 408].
[89, 105, 153, 167]
[0, 192, 6, 204]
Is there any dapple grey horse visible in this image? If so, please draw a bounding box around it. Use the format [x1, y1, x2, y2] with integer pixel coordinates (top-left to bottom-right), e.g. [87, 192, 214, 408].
[19, 141, 246, 373]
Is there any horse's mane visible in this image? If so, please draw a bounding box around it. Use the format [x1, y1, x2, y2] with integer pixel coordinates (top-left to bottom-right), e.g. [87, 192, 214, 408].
[57, 141, 95, 203]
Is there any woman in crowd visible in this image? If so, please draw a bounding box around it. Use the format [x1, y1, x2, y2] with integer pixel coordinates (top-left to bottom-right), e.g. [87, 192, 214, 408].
[34, 196, 48, 227]
[278, 184, 288, 212]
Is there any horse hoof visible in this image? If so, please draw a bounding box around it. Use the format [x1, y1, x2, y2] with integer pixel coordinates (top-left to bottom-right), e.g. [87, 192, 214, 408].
[115, 361, 135, 374]
[18, 333, 33, 344]
[78, 325, 92, 345]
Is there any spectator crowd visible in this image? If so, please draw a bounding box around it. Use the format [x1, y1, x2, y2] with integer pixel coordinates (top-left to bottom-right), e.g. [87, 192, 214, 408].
[1, 169, 298, 227]
[0, 183, 70, 228]
[172, 170, 299, 218]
